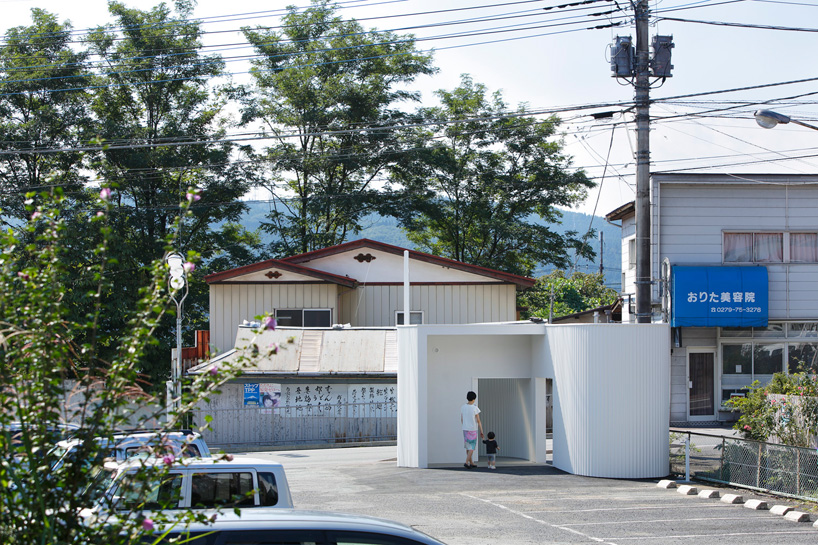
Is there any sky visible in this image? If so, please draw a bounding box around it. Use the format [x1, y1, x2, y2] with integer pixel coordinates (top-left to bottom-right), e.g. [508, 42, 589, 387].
[1, 0, 817, 217]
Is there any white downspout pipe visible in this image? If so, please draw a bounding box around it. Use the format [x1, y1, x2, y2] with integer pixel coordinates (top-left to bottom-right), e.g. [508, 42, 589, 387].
[403, 250, 410, 325]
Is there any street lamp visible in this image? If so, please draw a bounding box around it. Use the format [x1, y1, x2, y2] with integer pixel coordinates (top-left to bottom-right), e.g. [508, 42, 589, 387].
[754, 109, 818, 131]
[167, 252, 188, 416]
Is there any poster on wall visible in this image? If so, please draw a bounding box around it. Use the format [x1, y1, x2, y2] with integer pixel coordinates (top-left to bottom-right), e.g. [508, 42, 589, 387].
[243, 383, 260, 406]
[260, 383, 281, 414]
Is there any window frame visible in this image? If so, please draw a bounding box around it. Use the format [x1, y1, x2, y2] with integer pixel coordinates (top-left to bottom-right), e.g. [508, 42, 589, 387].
[275, 308, 332, 328]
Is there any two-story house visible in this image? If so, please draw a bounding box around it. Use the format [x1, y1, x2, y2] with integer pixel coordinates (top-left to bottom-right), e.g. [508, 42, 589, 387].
[607, 173, 818, 425]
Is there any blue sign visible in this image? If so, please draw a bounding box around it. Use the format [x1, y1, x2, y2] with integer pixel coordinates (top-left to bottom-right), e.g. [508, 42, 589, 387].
[244, 383, 260, 406]
[671, 266, 768, 327]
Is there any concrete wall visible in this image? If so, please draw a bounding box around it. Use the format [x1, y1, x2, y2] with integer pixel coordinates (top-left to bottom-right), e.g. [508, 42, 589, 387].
[397, 322, 670, 479]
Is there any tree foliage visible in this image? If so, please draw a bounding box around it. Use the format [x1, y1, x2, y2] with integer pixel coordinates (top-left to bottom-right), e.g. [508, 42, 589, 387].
[387, 75, 595, 276]
[0, 9, 92, 226]
[237, 0, 435, 255]
[0, 186, 255, 544]
[518, 270, 619, 320]
[82, 1, 256, 385]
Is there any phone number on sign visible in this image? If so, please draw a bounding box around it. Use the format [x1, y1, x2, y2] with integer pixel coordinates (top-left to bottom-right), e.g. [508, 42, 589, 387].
[711, 307, 763, 313]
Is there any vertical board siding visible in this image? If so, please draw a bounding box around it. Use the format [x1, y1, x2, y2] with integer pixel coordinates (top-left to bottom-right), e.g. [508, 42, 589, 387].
[548, 324, 670, 478]
[210, 284, 339, 354]
[477, 379, 531, 460]
[333, 285, 517, 328]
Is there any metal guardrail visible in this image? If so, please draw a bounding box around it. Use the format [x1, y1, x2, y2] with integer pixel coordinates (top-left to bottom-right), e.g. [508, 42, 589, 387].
[191, 402, 397, 449]
[670, 429, 818, 502]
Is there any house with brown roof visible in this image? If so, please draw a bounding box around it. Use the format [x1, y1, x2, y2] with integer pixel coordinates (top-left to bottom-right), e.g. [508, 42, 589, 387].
[205, 239, 535, 355]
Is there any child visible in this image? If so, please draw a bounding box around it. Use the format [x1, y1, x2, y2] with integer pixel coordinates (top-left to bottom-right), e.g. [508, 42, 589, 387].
[482, 431, 499, 470]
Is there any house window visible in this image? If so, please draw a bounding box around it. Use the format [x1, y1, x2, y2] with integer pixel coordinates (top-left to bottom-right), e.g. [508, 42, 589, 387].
[628, 238, 636, 269]
[724, 231, 818, 263]
[396, 311, 423, 325]
[719, 322, 818, 404]
[275, 309, 331, 327]
[790, 233, 818, 262]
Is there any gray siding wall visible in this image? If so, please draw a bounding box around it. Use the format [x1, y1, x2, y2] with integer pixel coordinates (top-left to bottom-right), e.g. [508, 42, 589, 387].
[670, 327, 717, 423]
[338, 284, 517, 327]
[210, 284, 338, 354]
[657, 182, 818, 322]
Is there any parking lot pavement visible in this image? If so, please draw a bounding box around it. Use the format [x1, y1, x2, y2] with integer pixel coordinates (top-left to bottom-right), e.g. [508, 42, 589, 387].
[244, 445, 818, 545]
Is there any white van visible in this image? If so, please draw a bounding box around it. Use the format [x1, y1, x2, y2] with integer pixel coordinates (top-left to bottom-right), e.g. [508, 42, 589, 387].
[83, 455, 292, 519]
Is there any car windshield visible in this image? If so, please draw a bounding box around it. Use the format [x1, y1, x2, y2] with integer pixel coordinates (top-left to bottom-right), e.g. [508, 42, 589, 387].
[84, 465, 118, 504]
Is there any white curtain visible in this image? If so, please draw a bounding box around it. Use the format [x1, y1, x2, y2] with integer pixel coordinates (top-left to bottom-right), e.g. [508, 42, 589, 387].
[724, 233, 752, 262]
[754, 233, 783, 262]
[790, 233, 818, 263]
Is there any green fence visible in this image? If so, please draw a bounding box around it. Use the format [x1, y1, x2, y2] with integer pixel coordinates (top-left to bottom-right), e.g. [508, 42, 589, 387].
[670, 429, 818, 502]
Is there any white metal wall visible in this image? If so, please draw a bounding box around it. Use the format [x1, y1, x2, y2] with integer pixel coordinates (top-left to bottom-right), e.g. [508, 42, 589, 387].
[545, 324, 670, 478]
[397, 322, 671, 478]
[477, 378, 532, 460]
[338, 284, 516, 327]
[209, 283, 338, 353]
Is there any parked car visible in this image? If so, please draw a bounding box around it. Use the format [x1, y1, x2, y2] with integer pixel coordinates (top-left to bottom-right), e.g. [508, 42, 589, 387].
[51, 429, 211, 470]
[144, 508, 448, 545]
[82, 455, 292, 520]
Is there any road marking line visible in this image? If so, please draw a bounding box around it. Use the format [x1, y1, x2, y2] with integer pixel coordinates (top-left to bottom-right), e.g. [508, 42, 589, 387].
[605, 530, 814, 540]
[461, 493, 619, 545]
[559, 517, 743, 526]
[529, 504, 737, 513]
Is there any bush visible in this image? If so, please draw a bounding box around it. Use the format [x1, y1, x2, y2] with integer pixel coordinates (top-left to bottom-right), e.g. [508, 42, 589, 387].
[726, 372, 818, 447]
[0, 187, 261, 543]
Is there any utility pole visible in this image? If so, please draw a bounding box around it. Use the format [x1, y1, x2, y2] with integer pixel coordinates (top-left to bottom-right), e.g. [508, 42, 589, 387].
[609, 2, 673, 324]
[599, 231, 604, 276]
[634, 0, 651, 324]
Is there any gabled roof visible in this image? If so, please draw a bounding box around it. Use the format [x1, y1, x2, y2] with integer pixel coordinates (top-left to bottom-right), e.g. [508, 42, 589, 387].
[204, 258, 357, 287]
[281, 239, 536, 289]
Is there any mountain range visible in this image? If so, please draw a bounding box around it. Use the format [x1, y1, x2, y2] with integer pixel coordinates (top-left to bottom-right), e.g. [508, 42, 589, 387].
[239, 202, 623, 288]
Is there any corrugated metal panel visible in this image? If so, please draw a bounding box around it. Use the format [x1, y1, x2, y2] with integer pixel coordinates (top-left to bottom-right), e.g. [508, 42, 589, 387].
[299, 330, 323, 373]
[336, 285, 517, 327]
[477, 379, 531, 460]
[548, 324, 670, 479]
[321, 330, 386, 373]
[383, 330, 398, 374]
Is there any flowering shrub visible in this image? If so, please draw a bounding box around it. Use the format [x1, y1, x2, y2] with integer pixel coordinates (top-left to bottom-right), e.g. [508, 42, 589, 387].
[727, 372, 818, 447]
[0, 188, 269, 543]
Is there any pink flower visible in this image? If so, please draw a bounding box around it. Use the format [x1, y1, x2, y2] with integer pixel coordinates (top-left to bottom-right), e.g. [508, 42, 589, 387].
[262, 316, 277, 331]
[183, 262, 195, 273]
[186, 192, 201, 202]
[31, 211, 41, 220]
[209, 364, 219, 377]
[744, 425, 751, 431]
[209, 513, 218, 523]
[96, 211, 105, 217]
[162, 453, 175, 466]
[142, 518, 154, 531]
[17, 272, 29, 280]
[269, 342, 279, 355]
[225, 454, 234, 462]
[99, 187, 111, 201]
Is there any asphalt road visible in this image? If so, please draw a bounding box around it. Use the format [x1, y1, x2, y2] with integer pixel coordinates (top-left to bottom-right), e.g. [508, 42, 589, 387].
[241, 445, 818, 545]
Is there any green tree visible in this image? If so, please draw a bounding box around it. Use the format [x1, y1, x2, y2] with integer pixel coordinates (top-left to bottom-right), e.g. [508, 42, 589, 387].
[387, 75, 594, 276]
[0, 186, 258, 544]
[0, 9, 92, 226]
[236, 0, 436, 255]
[86, 1, 254, 385]
[518, 270, 619, 320]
